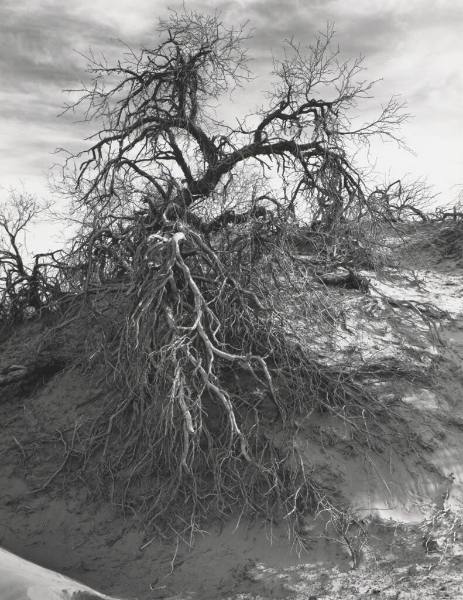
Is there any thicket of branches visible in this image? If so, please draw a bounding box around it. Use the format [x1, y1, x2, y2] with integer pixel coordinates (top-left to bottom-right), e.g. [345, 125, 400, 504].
[0, 11, 444, 535]
[0, 191, 67, 328]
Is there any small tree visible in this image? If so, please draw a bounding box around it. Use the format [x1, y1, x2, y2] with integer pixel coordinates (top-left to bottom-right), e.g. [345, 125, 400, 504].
[367, 178, 435, 223]
[0, 191, 59, 323]
[62, 11, 409, 532]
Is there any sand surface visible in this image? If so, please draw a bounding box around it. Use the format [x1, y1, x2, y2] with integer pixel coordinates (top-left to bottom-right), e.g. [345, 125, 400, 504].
[1, 224, 463, 599]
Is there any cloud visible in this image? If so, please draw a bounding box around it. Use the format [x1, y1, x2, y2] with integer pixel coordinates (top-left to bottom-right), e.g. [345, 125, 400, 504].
[0, 1, 129, 180]
[0, 1, 122, 90]
[1, 0, 462, 198]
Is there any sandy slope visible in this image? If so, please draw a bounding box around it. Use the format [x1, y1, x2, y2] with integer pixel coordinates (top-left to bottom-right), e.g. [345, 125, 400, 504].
[1, 224, 463, 599]
[0, 546, 117, 600]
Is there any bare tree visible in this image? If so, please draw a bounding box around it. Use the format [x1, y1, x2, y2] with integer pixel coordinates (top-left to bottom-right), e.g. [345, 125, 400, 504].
[367, 178, 435, 223]
[64, 14, 406, 230]
[60, 11, 409, 533]
[0, 190, 61, 322]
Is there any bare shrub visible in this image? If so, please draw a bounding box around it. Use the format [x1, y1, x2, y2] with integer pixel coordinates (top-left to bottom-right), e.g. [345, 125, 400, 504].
[0, 190, 66, 328]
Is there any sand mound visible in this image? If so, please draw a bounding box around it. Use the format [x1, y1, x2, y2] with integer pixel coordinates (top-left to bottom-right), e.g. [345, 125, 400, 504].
[2, 223, 463, 599]
[0, 546, 120, 600]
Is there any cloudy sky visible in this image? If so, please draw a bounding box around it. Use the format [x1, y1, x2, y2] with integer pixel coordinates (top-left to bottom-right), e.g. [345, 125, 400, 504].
[1, 0, 462, 222]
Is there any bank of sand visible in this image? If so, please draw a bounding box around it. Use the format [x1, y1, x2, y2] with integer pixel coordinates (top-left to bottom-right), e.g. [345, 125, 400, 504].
[2, 224, 463, 599]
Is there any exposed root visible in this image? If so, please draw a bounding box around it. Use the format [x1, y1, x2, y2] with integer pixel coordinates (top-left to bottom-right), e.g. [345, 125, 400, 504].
[58, 216, 403, 539]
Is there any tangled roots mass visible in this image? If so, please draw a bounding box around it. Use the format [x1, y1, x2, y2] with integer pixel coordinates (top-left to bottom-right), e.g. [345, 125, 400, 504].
[74, 223, 384, 536]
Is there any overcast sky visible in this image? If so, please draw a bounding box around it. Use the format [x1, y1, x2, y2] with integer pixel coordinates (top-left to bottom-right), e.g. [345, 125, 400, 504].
[1, 0, 462, 223]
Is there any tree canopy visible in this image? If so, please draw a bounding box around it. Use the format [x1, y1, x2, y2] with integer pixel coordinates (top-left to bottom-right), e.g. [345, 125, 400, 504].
[66, 12, 406, 233]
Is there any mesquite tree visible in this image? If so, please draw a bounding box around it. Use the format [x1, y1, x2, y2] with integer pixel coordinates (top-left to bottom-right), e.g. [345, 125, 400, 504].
[64, 11, 406, 530]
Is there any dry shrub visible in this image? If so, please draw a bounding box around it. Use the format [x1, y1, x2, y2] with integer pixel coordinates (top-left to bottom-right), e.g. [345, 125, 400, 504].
[432, 221, 463, 261]
[285, 219, 396, 272]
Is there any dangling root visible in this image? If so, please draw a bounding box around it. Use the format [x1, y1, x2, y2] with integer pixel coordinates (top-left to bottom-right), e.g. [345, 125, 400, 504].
[78, 222, 389, 535]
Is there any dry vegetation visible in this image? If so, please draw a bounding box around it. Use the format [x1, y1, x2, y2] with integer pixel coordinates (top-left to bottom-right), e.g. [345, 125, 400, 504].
[0, 10, 459, 544]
